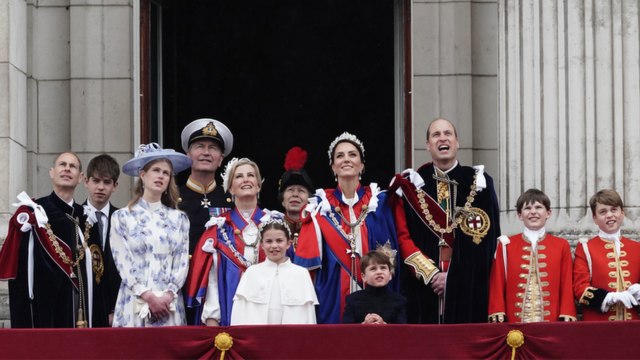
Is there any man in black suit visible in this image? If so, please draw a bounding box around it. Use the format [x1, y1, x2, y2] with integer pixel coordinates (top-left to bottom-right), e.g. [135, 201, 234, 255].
[83, 154, 121, 327]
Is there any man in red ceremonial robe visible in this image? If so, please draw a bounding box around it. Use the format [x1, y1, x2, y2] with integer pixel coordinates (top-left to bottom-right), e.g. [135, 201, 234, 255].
[0, 152, 93, 328]
[389, 118, 501, 324]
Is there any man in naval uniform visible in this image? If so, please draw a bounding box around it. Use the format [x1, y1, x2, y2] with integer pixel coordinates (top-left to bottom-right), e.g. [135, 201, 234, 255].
[389, 118, 501, 324]
[0, 152, 94, 328]
[179, 119, 233, 325]
[179, 118, 234, 255]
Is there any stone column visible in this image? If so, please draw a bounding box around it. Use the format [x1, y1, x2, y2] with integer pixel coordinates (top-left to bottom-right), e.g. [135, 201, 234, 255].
[498, 0, 640, 240]
[0, 0, 27, 241]
[412, 0, 499, 181]
[28, 1, 71, 200]
[69, 0, 134, 207]
[0, 0, 27, 328]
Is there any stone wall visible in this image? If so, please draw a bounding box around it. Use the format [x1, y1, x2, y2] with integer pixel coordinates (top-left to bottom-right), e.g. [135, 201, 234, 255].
[0, 0, 136, 327]
[0, 0, 135, 240]
[412, 0, 499, 183]
[498, 0, 640, 243]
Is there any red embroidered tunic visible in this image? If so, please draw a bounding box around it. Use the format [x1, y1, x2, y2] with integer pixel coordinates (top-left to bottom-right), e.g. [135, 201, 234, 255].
[488, 234, 576, 323]
[573, 236, 640, 321]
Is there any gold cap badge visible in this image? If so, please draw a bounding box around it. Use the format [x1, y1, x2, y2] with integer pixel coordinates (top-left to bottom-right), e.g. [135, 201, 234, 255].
[202, 122, 218, 136]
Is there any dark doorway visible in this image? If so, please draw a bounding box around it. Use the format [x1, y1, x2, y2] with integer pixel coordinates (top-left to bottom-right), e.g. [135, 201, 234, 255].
[160, 1, 397, 211]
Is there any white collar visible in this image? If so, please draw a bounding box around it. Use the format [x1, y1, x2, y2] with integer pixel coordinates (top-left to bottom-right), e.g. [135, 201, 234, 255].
[86, 200, 110, 217]
[341, 192, 360, 207]
[263, 257, 291, 268]
[523, 226, 546, 252]
[599, 229, 621, 242]
[599, 229, 622, 256]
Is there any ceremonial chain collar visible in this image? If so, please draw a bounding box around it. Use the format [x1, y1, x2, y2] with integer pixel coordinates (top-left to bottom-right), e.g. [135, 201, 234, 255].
[231, 229, 260, 267]
[328, 205, 369, 243]
[415, 171, 478, 233]
[328, 204, 369, 294]
[221, 227, 254, 268]
[46, 215, 92, 268]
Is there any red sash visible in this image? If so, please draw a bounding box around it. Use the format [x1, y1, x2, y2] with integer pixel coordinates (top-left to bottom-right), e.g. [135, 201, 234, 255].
[0, 206, 78, 288]
[316, 214, 370, 285]
[316, 188, 373, 285]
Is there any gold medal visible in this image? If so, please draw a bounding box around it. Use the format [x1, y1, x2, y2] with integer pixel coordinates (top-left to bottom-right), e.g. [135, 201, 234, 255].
[459, 207, 490, 244]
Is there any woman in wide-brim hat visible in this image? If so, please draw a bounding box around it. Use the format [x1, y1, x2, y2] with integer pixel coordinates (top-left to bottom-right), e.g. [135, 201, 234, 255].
[293, 132, 402, 324]
[185, 158, 269, 326]
[110, 143, 193, 327]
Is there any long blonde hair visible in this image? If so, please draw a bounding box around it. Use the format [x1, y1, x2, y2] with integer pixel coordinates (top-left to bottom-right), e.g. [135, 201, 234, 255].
[127, 158, 180, 210]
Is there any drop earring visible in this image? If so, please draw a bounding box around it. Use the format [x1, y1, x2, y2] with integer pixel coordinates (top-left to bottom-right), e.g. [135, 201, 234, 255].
[359, 171, 362, 181]
[334, 172, 337, 182]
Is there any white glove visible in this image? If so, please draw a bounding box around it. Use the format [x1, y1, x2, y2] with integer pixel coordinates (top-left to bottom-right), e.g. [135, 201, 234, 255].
[618, 292, 638, 308]
[628, 284, 640, 301]
[601, 291, 639, 312]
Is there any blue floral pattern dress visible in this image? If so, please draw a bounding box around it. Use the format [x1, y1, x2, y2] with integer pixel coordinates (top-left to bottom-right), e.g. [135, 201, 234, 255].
[110, 199, 190, 327]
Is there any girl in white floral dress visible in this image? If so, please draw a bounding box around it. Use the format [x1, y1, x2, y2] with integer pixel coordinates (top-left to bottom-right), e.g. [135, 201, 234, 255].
[110, 143, 193, 327]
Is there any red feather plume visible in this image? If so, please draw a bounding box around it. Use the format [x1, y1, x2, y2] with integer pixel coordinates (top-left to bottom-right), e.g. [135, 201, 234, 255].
[284, 147, 308, 171]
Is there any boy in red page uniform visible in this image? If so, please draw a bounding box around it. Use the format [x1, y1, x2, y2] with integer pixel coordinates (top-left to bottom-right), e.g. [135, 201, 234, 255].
[573, 189, 640, 321]
[489, 189, 576, 322]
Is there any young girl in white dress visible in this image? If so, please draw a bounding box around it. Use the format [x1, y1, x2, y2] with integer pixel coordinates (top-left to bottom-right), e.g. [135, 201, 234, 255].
[230, 213, 318, 325]
[110, 143, 193, 327]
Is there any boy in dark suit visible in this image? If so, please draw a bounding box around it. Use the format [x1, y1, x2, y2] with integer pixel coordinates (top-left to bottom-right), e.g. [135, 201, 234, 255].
[342, 251, 407, 324]
[83, 154, 121, 327]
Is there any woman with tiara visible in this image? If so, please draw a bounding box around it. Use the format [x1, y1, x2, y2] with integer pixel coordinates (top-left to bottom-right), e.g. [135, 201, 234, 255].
[294, 132, 401, 324]
[110, 143, 192, 327]
[185, 158, 267, 326]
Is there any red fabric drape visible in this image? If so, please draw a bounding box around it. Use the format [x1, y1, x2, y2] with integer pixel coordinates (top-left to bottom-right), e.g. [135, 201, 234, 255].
[0, 322, 637, 359]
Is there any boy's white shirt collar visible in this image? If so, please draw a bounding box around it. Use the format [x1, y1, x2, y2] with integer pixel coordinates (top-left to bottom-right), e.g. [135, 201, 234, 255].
[523, 226, 546, 252]
[86, 199, 111, 216]
[599, 229, 621, 256]
[86, 200, 111, 249]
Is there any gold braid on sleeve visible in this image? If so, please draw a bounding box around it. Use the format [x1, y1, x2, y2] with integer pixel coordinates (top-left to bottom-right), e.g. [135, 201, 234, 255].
[559, 315, 577, 321]
[579, 287, 597, 306]
[488, 312, 506, 323]
[404, 252, 439, 285]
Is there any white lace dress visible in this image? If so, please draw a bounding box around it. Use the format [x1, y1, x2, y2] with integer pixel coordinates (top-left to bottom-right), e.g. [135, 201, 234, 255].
[110, 199, 190, 327]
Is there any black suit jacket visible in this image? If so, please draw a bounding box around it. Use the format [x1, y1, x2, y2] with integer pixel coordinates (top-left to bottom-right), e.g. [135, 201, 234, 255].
[83, 201, 121, 327]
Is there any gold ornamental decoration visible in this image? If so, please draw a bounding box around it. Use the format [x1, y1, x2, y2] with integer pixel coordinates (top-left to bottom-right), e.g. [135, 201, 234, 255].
[203, 122, 218, 136]
[459, 207, 490, 244]
[89, 244, 104, 284]
[376, 240, 398, 270]
[506, 330, 524, 360]
[215, 332, 233, 360]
